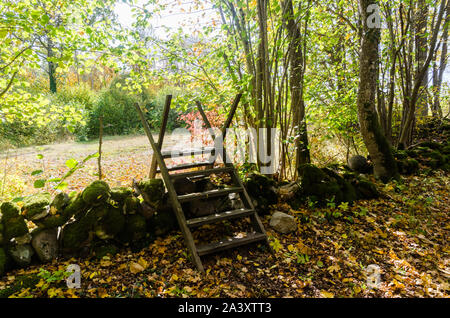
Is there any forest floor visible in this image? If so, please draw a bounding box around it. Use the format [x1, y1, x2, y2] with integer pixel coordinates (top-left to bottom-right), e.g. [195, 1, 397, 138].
[0, 133, 449, 298]
[0, 170, 448, 298]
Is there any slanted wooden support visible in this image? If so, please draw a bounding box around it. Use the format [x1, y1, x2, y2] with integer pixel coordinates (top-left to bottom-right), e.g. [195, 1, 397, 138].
[149, 95, 172, 179]
[134, 92, 268, 273]
[194, 97, 269, 246]
[134, 102, 205, 273]
[195, 93, 242, 167]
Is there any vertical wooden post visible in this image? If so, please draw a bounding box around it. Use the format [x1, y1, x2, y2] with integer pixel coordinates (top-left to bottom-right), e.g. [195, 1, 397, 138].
[149, 95, 172, 179]
[98, 116, 103, 180]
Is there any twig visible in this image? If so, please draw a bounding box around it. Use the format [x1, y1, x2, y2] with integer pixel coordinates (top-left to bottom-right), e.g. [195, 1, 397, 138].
[98, 116, 103, 180]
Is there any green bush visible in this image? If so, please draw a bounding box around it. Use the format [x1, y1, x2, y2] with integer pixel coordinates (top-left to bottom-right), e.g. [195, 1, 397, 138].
[0, 84, 91, 148]
[85, 78, 183, 138]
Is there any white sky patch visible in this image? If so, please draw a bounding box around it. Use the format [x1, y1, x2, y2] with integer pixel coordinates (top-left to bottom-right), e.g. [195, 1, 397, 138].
[114, 0, 218, 39]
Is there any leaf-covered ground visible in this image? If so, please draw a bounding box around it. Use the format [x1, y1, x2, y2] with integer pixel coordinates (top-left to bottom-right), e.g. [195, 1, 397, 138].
[1, 164, 448, 298]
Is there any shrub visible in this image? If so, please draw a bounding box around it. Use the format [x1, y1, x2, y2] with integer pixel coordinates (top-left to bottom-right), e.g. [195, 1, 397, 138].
[85, 78, 183, 138]
[0, 84, 91, 148]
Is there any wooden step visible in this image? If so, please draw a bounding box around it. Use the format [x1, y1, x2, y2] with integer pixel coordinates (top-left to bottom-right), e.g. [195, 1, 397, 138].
[177, 187, 243, 203]
[161, 147, 216, 159]
[157, 161, 212, 173]
[196, 232, 267, 256]
[186, 208, 254, 228]
[170, 167, 234, 180]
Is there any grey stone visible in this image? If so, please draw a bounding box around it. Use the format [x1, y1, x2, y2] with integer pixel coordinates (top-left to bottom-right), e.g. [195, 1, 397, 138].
[348, 155, 371, 174]
[269, 211, 297, 234]
[9, 244, 34, 267]
[31, 228, 58, 263]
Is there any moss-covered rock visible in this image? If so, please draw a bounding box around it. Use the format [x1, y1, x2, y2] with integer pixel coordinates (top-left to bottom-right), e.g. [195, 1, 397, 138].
[0, 223, 4, 246]
[61, 220, 90, 251]
[138, 179, 164, 209]
[322, 168, 358, 203]
[36, 214, 69, 229]
[124, 196, 140, 214]
[0, 247, 6, 276]
[22, 193, 51, 221]
[65, 193, 89, 220]
[111, 187, 133, 203]
[352, 178, 380, 199]
[3, 216, 29, 241]
[118, 214, 147, 243]
[0, 202, 20, 221]
[81, 180, 111, 206]
[415, 141, 443, 151]
[50, 192, 69, 213]
[93, 243, 118, 259]
[147, 206, 177, 237]
[244, 173, 278, 215]
[36, 193, 87, 229]
[61, 205, 106, 251]
[94, 206, 125, 239]
[298, 164, 344, 204]
[393, 150, 408, 160]
[397, 158, 420, 175]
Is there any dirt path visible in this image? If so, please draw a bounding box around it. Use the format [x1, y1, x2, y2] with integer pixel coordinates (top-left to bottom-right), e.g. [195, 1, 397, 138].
[0, 132, 193, 199]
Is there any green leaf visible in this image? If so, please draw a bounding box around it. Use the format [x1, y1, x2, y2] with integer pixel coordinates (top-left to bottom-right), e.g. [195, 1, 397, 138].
[0, 29, 8, 38]
[54, 182, 68, 191]
[36, 154, 44, 159]
[41, 14, 50, 25]
[65, 158, 78, 169]
[31, 169, 43, 176]
[34, 179, 46, 188]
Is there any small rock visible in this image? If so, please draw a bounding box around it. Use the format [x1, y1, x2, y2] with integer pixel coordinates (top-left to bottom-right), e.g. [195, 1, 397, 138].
[348, 155, 371, 174]
[269, 211, 297, 234]
[9, 244, 34, 267]
[22, 193, 51, 221]
[31, 228, 58, 263]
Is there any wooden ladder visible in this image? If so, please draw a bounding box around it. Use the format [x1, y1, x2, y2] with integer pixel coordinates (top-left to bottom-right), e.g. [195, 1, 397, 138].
[134, 94, 269, 273]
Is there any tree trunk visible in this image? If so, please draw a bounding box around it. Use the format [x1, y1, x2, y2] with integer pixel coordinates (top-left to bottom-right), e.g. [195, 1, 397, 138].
[432, 2, 449, 118]
[357, 0, 398, 182]
[415, 0, 429, 117]
[47, 38, 57, 93]
[283, 0, 310, 168]
[398, 0, 447, 147]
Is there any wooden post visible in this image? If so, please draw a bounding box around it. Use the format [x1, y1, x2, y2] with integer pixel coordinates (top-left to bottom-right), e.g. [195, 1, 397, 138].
[134, 102, 204, 273]
[195, 94, 242, 166]
[98, 116, 103, 180]
[149, 95, 172, 179]
[195, 95, 269, 245]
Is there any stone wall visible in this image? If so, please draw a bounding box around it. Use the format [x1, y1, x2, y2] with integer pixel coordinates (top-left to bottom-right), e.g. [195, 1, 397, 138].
[0, 179, 173, 277]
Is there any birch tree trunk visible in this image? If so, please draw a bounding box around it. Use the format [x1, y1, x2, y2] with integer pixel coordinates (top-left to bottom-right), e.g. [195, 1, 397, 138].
[357, 0, 398, 182]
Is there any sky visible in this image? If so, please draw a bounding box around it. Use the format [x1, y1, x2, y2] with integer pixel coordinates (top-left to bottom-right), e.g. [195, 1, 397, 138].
[114, 0, 218, 39]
